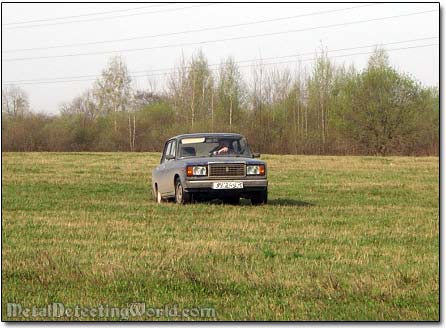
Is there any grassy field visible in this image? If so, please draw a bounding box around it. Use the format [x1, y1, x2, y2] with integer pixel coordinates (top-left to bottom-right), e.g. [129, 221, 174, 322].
[1, 152, 439, 321]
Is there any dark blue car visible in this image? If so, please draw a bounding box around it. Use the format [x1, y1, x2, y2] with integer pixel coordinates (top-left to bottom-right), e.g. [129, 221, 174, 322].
[152, 133, 268, 205]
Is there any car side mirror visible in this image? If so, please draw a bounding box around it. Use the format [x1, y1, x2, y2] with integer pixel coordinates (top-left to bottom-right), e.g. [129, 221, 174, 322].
[252, 152, 261, 158]
[165, 154, 175, 161]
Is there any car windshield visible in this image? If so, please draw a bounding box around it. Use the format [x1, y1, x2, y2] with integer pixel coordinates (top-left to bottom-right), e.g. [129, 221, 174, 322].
[178, 136, 252, 158]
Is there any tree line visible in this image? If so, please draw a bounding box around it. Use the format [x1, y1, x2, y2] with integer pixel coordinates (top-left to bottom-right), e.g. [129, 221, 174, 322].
[2, 49, 439, 155]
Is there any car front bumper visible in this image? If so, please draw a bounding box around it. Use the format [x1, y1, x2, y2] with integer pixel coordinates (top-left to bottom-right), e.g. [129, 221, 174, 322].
[183, 178, 267, 193]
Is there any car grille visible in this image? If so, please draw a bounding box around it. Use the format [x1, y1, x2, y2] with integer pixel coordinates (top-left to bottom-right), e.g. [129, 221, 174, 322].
[208, 163, 245, 177]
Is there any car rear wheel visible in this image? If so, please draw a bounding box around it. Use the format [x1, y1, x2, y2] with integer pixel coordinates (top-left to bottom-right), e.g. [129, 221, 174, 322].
[251, 189, 267, 205]
[154, 185, 164, 204]
[175, 179, 191, 204]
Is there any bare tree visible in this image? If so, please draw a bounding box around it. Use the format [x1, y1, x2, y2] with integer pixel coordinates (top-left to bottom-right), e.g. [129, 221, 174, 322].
[2, 85, 30, 117]
[186, 51, 213, 130]
[60, 90, 99, 120]
[93, 56, 132, 132]
[307, 50, 336, 153]
[217, 58, 244, 132]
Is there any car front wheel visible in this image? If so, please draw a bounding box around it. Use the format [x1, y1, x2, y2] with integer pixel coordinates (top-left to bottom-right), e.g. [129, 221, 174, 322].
[251, 189, 267, 205]
[175, 179, 191, 204]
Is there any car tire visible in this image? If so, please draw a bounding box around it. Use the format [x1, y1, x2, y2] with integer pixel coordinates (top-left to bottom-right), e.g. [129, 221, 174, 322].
[175, 178, 191, 204]
[251, 189, 267, 205]
[154, 185, 164, 204]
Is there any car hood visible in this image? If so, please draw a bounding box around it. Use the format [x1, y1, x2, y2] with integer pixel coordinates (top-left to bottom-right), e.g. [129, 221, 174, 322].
[179, 156, 265, 166]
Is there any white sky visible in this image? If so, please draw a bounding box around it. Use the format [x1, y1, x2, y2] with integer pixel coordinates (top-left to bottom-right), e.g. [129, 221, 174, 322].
[1, 2, 440, 114]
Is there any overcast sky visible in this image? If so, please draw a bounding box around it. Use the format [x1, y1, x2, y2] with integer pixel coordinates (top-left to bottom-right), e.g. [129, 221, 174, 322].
[1, 2, 439, 114]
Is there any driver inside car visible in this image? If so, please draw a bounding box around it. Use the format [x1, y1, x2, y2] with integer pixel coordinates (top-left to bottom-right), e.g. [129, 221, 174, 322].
[212, 140, 235, 155]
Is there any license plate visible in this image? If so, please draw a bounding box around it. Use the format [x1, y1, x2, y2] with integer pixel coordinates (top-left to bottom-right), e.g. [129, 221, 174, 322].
[212, 181, 243, 189]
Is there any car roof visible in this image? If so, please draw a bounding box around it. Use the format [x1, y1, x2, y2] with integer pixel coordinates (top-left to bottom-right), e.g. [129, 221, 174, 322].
[172, 133, 244, 140]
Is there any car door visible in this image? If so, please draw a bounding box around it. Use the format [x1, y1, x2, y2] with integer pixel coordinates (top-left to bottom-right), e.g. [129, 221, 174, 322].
[162, 139, 177, 196]
[157, 140, 171, 195]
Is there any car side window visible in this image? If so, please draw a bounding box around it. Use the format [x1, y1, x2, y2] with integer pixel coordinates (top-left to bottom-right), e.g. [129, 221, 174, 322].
[166, 142, 172, 160]
[169, 140, 177, 159]
[161, 141, 171, 164]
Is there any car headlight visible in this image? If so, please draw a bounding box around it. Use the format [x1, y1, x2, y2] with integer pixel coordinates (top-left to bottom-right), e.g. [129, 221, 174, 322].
[247, 164, 265, 176]
[186, 166, 207, 176]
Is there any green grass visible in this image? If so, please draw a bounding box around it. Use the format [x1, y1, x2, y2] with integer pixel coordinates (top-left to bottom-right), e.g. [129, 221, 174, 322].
[1, 152, 439, 321]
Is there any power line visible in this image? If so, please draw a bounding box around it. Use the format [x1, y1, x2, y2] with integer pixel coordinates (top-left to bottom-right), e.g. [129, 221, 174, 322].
[259, 44, 439, 68]
[2, 43, 438, 86]
[3, 4, 172, 26]
[2, 9, 436, 62]
[3, 4, 214, 29]
[3, 37, 438, 84]
[3, 4, 378, 53]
